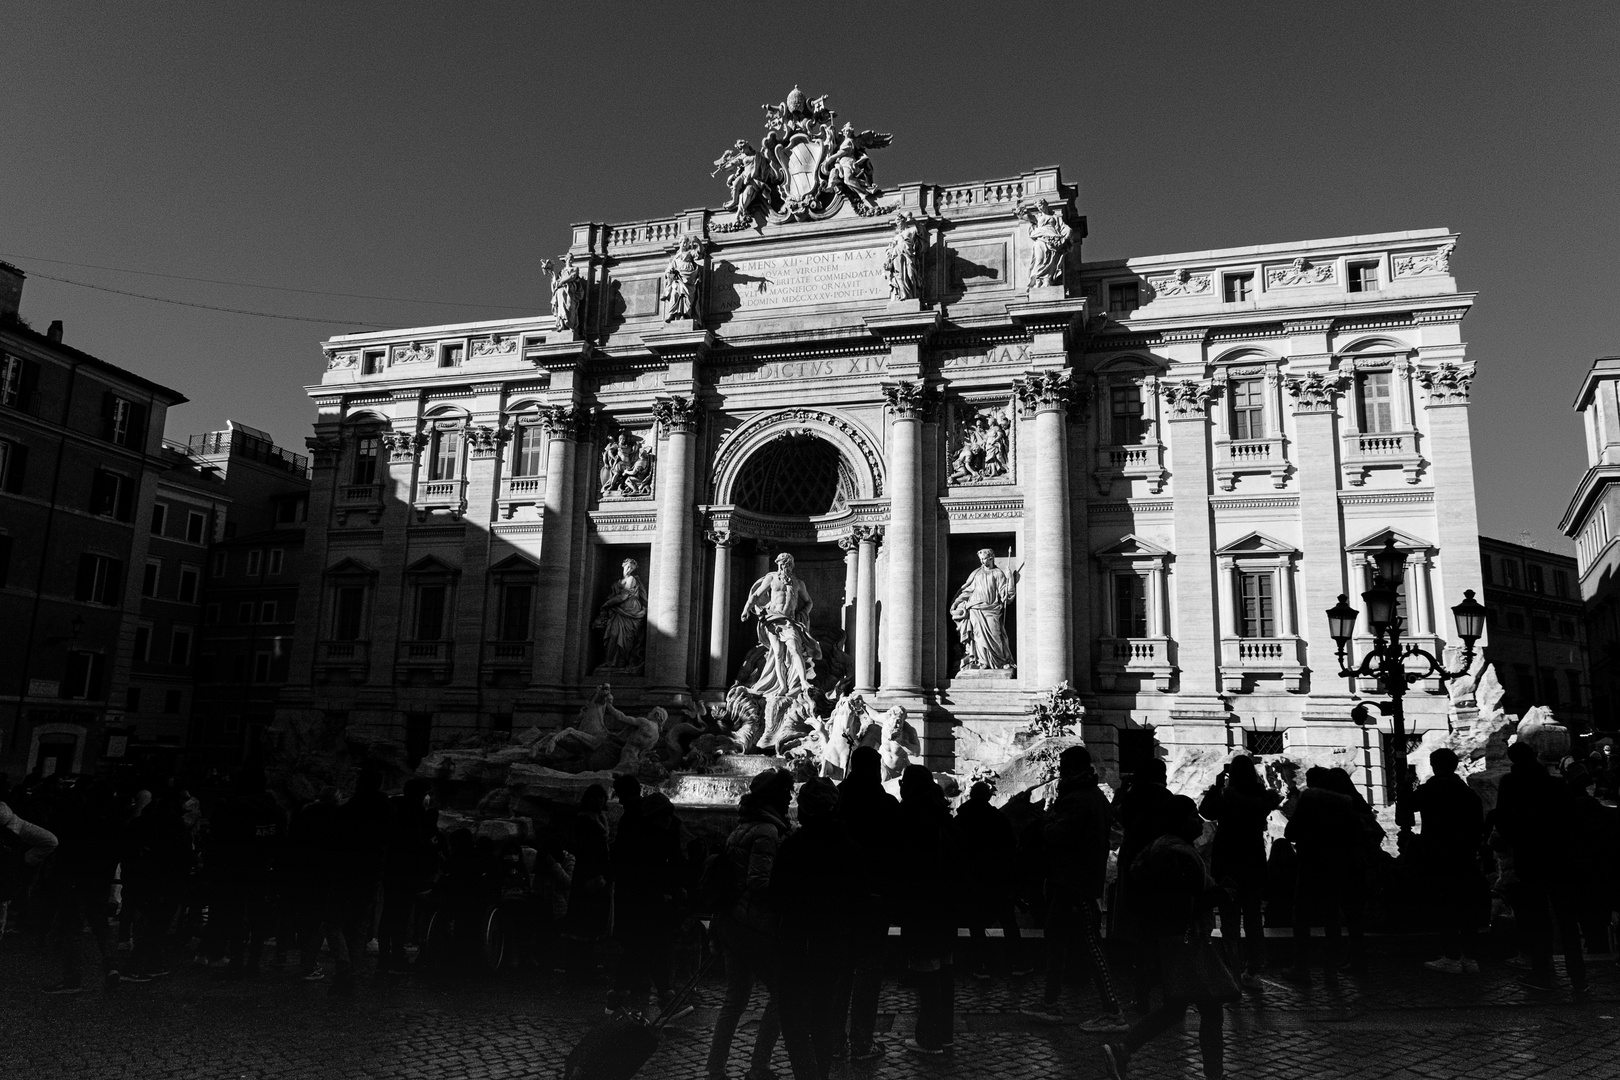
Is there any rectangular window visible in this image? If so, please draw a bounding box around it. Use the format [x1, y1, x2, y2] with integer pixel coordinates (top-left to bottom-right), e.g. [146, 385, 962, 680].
[91, 469, 134, 521]
[0, 534, 11, 588]
[512, 426, 546, 477]
[1349, 261, 1380, 293]
[1230, 379, 1266, 441]
[415, 584, 447, 641]
[1527, 564, 1545, 594]
[169, 627, 192, 665]
[1244, 730, 1285, 756]
[1110, 384, 1146, 445]
[352, 436, 379, 485]
[1480, 552, 1493, 584]
[0, 437, 27, 494]
[500, 584, 533, 642]
[1558, 618, 1576, 639]
[164, 689, 183, 714]
[246, 550, 262, 576]
[1503, 561, 1521, 589]
[268, 549, 284, 576]
[440, 343, 464, 368]
[1239, 571, 1276, 638]
[333, 586, 366, 641]
[211, 550, 227, 577]
[76, 554, 123, 605]
[1223, 272, 1254, 302]
[186, 511, 207, 544]
[253, 652, 272, 683]
[61, 651, 104, 700]
[177, 566, 199, 604]
[428, 430, 461, 482]
[238, 602, 254, 624]
[1107, 282, 1139, 314]
[133, 623, 151, 662]
[1114, 574, 1148, 638]
[362, 350, 384, 375]
[1553, 569, 1570, 598]
[102, 393, 148, 448]
[142, 559, 161, 598]
[260, 600, 278, 623]
[1357, 372, 1395, 433]
[150, 503, 167, 536]
[1, 354, 41, 411]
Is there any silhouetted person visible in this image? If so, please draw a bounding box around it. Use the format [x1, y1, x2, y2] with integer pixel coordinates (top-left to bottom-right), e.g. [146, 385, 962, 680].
[772, 778, 869, 1080]
[706, 769, 791, 1080]
[1113, 757, 1181, 1008]
[836, 745, 899, 1061]
[1397, 748, 1486, 973]
[121, 787, 194, 981]
[378, 778, 436, 975]
[1324, 766, 1380, 973]
[1199, 754, 1278, 986]
[1282, 766, 1359, 982]
[896, 765, 958, 1057]
[289, 787, 351, 983]
[955, 781, 1029, 979]
[338, 762, 391, 978]
[208, 766, 285, 978]
[610, 790, 687, 1015]
[1021, 746, 1125, 1031]
[1562, 761, 1619, 956]
[565, 784, 612, 982]
[1496, 740, 1587, 993]
[1102, 796, 1228, 1080]
[40, 779, 122, 993]
[0, 794, 58, 933]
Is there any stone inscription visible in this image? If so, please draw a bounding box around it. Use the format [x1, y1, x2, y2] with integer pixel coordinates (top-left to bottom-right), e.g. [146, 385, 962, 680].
[937, 344, 1033, 370]
[714, 353, 888, 388]
[712, 247, 887, 312]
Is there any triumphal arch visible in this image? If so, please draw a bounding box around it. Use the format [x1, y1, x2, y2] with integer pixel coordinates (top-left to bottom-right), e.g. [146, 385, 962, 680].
[288, 85, 1483, 798]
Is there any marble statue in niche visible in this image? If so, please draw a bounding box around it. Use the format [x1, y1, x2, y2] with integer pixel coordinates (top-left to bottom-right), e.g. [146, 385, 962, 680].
[1015, 198, 1072, 290]
[740, 552, 821, 698]
[661, 235, 707, 322]
[543, 256, 585, 333]
[948, 406, 1011, 484]
[951, 549, 1016, 672]
[883, 212, 923, 301]
[593, 559, 648, 673]
[599, 431, 655, 498]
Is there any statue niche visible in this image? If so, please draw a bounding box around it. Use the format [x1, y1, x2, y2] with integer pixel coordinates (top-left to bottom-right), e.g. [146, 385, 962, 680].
[599, 429, 655, 499]
[592, 558, 647, 675]
[947, 403, 1012, 485]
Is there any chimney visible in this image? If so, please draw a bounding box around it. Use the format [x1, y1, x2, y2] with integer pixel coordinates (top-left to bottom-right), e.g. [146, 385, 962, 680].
[0, 261, 23, 321]
[46, 320, 63, 342]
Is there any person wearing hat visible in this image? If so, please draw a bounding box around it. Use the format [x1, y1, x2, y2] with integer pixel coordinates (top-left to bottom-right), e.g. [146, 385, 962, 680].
[706, 768, 792, 1080]
[1397, 748, 1486, 973]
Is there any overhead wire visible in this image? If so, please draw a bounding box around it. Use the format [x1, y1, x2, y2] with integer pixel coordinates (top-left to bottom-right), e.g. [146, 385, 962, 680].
[20, 269, 398, 328]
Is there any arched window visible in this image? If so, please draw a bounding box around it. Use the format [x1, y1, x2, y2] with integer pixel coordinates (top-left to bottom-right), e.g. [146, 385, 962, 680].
[732, 435, 855, 516]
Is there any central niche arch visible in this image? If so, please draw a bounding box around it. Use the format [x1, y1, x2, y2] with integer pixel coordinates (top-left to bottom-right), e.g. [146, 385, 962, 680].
[732, 434, 858, 516]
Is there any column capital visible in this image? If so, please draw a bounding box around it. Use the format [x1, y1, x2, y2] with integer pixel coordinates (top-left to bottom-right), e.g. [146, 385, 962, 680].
[851, 524, 885, 546]
[881, 381, 939, 421]
[1416, 362, 1475, 407]
[837, 534, 860, 554]
[705, 527, 735, 548]
[1156, 378, 1221, 421]
[466, 425, 510, 458]
[1014, 369, 1087, 415]
[1284, 370, 1351, 414]
[380, 430, 426, 462]
[653, 394, 702, 435]
[537, 403, 588, 440]
[305, 435, 342, 469]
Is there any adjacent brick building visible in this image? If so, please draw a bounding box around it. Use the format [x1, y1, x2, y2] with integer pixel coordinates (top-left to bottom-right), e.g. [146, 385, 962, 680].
[1478, 535, 1590, 729]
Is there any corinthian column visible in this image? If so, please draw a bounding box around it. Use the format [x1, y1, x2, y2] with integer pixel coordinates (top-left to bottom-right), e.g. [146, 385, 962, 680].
[533, 404, 583, 690]
[1016, 371, 1080, 688]
[647, 395, 700, 698]
[706, 528, 734, 690]
[881, 383, 932, 695]
[854, 526, 881, 694]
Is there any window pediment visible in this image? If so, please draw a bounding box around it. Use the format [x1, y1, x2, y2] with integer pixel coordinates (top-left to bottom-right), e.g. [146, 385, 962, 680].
[1215, 531, 1298, 556]
[404, 554, 459, 577]
[490, 553, 539, 576]
[325, 557, 376, 578]
[1095, 534, 1172, 561]
[1347, 527, 1432, 553]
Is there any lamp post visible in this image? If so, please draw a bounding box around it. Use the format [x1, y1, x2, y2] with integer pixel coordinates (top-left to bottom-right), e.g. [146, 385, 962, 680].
[1326, 538, 1489, 811]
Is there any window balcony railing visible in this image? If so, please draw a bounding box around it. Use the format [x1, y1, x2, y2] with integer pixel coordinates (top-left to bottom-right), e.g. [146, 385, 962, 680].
[1219, 636, 1306, 692]
[415, 477, 467, 518]
[1095, 636, 1175, 691]
[1341, 429, 1424, 486]
[498, 475, 544, 519]
[485, 641, 531, 665]
[1213, 436, 1289, 491]
[315, 640, 369, 684]
[397, 640, 454, 684]
[1092, 440, 1167, 496]
[334, 482, 384, 525]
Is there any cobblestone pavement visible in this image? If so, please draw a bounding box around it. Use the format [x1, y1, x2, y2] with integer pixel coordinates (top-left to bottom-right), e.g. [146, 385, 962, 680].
[5, 938, 1619, 1080]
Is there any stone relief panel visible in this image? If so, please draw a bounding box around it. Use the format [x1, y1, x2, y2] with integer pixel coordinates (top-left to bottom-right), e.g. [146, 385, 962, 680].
[1265, 258, 1336, 288]
[391, 342, 436, 365]
[946, 400, 1014, 486]
[470, 334, 518, 359]
[599, 428, 656, 500]
[325, 350, 358, 371]
[1145, 268, 1212, 299]
[1392, 245, 1455, 278]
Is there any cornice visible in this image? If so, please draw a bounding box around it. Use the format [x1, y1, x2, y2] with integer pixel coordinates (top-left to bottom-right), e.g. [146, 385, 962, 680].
[1559, 464, 1620, 535]
[1339, 490, 1435, 506]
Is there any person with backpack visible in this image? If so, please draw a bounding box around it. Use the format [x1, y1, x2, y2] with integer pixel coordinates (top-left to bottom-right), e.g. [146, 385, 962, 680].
[0, 794, 58, 935]
[705, 768, 791, 1080]
[896, 765, 959, 1057]
[1198, 755, 1280, 987]
[836, 744, 900, 1062]
[1112, 758, 1184, 1009]
[1397, 747, 1486, 973]
[1280, 767, 1359, 983]
[955, 781, 1030, 980]
[1495, 739, 1587, 993]
[1020, 746, 1126, 1032]
[1101, 795, 1232, 1080]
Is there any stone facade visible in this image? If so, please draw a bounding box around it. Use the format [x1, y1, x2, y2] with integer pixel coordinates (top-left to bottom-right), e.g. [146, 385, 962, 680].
[1477, 536, 1589, 729]
[276, 100, 1487, 804]
[1559, 356, 1620, 731]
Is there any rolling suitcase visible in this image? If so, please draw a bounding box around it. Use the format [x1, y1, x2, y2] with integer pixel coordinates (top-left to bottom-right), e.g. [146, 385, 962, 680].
[560, 952, 715, 1080]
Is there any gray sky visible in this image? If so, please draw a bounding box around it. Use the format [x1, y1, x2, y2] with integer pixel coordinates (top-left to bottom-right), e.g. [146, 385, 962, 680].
[4, 2, 1615, 553]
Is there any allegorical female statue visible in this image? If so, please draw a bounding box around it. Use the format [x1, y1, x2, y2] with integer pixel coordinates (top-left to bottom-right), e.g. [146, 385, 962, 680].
[593, 558, 648, 672]
[543, 256, 584, 332]
[950, 549, 1016, 671]
[882, 212, 922, 301]
[661, 235, 705, 322]
[1015, 198, 1073, 290]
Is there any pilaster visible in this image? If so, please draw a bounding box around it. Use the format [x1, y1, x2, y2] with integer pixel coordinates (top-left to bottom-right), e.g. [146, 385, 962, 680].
[647, 394, 701, 699]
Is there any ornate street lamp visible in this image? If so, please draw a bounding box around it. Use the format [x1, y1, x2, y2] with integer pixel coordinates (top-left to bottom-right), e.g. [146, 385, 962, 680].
[1326, 538, 1489, 813]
